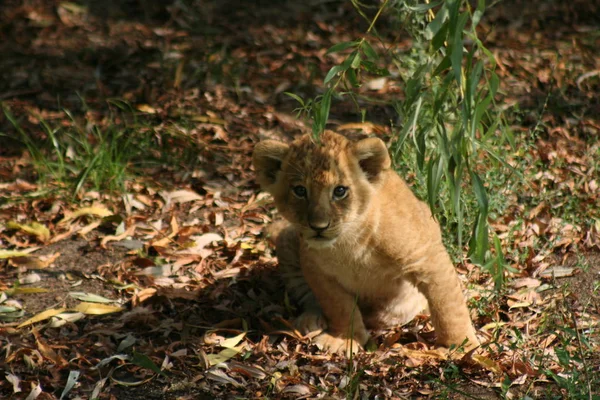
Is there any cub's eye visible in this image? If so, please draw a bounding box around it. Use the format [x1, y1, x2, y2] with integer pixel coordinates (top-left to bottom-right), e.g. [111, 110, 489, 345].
[292, 185, 307, 198]
[333, 186, 348, 199]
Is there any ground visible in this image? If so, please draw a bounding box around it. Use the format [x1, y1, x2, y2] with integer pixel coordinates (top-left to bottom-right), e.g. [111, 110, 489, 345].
[1, 0, 599, 399]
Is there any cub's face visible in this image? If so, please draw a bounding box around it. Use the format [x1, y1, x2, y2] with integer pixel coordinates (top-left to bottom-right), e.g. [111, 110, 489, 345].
[253, 131, 391, 248]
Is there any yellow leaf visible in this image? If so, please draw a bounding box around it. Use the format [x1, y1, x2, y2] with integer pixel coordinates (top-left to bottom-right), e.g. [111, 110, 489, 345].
[0, 250, 36, 259]
[206, 346, 243, 366]
[480, 321, 507, 331]
[508, 301, 532, 309]
[9, 252, 59, 269]
[74, 302, 123, 315]
[472, 354, 503, 374]
[220, 332, 246, 349]
[6, 221, 51, 242]
[136, 104, 157, 114]
[18, 308, 67, 328]
[401, 348, 448, 360]
[191, 115, 226, 125]
[59, 206, 113, 224]
[11, 287, 51, 294]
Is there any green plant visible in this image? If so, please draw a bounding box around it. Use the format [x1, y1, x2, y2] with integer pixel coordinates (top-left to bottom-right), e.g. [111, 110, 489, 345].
[288, 0, 513, 289]
[2, 100, 199, 197]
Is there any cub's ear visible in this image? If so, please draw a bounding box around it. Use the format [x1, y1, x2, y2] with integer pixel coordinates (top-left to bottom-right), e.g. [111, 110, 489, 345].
[353, 137, 391, 181]
[252, 140, 290, 192]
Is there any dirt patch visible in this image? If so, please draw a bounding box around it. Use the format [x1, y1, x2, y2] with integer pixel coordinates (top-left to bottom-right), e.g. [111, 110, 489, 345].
[5, 238, 128, 318]
[559, 252, 600, 310]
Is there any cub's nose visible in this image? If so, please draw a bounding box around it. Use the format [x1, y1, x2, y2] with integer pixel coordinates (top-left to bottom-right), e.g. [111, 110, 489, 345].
[308, 221, 330, 233]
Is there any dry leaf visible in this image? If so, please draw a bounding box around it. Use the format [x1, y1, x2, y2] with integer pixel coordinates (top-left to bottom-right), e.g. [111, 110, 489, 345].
[206, 346, 243, 366]
[163, 190, 202, 204]
[0, 249, 39, 259]
[59, 206, 113, 224]
[206, 368, 242, 387]
[18, 308, 68, 328]
[6, 221, 50, 242]
[472, 354, 503, 374]
[74, 302, 123, 315]
[136, 104, 157, 114]
[100, 225, 136, 249]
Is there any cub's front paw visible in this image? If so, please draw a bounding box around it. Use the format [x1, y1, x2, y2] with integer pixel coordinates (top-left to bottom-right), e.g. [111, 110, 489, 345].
[312, 332, 364, 356]
[295, 310, 328, 336]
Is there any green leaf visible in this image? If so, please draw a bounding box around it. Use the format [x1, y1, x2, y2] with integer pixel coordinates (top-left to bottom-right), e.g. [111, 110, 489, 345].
[361, 61, 390, 76]
[407, 0, 444, 12]
[320, 89, 332, 132]
[470, 172, 488, 213]
[431, 20, 450, 51]
[489, 72, 499, 96]
[472, 0, 486, 28]
[426, 156, 444, 213]
[326, 41, 358, 54]
[69, 292, 114, 303]
[351, 53, 362, 69]
[346, 68, 360, 87]
[425, 3, 449, 39]
[283, 92, 305, 106]
[131, 351, 164, 375]
[432, 54, 452, 77]
[324, 65, 344, 84]
[361, 41, 378, 61]
[450, 12, 468, 86]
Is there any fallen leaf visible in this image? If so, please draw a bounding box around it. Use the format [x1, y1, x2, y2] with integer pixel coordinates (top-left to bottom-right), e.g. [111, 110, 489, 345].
[163, 190, 202, 204]
[9, 254, 57, 269]
[539, 266, 575, 278]
[228, 361, 267, 379]
[19, 273, 41, 284]
[206, 368, 242, 387]
[472, 354, 503, 374]
[136, 104, 157, 114]
[282, 384, 313, 395]
[0, 249, 39, 259]
[100, 225, 136, 249]
[220, 332, 246, 348]
[5, 372, 21, 393]
[18, 308, 68, 328]
[69, 292, 115, 303]
[10, 287, 51, 295]
[59, 206, 113, 224]
[74, 302, 123, 315]
[48, 312, 86, 328]
[33, 328, 68, 367]
[131, 288, 157, 306]
[24, 382, 42, 400]
[206, 346, 244, 366]
[78, 220, 102, 236]
[59, 370, 80, 400]
[179, 233, 223, 255]
[6, 221, 50, 242]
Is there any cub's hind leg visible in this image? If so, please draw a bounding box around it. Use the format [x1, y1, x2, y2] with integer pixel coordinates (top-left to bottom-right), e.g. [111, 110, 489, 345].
[275, 224, 327, 335]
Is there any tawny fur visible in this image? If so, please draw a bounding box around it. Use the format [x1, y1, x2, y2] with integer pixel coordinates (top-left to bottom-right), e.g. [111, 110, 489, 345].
[253, 131, 479, 355]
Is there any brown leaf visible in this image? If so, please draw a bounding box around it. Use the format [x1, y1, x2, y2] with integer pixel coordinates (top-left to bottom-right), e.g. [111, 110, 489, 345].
[32, 328, 68, 367]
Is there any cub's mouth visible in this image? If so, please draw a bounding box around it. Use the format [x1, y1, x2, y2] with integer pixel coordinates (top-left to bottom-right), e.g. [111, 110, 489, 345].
[302, 230, 338, 248]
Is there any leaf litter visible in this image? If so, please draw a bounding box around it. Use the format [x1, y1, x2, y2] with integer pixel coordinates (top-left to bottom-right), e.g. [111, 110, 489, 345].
[1, 0, 599, 399]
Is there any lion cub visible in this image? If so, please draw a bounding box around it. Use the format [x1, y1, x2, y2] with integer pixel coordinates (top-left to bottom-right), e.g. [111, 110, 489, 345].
[253, 131, 478, 355]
